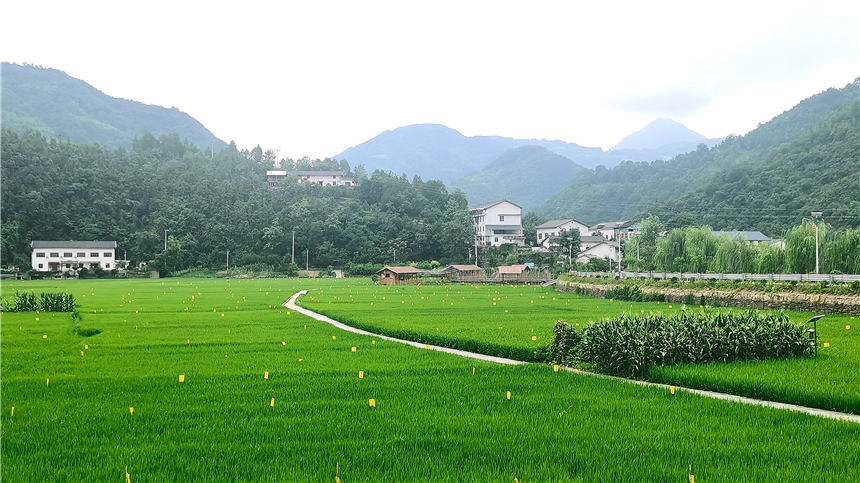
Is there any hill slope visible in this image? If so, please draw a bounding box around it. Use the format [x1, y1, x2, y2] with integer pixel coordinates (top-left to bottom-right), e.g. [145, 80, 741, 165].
[333, 122, 714, 182]
[612, 118, 709, 150]
[650, 97, 860, 234]
[449, 145, 588, 210]
[1, 63, 226, 150]
[535, 78, 860, 226]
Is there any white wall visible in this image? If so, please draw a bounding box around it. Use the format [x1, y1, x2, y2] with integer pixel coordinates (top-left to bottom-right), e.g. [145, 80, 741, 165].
[31, 247, 117, 272]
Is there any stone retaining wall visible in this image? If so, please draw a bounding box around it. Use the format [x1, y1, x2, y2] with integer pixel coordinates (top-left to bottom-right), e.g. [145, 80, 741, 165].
[557, 280, 860, 315]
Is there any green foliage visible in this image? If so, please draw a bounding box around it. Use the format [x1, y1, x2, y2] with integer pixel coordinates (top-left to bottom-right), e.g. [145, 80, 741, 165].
[603, 285, 663, 302]
[535, 78, 859, 229]
[0, 130, 473, 271]
[572, 311, 808, 377]
[1, 290, 75, 312]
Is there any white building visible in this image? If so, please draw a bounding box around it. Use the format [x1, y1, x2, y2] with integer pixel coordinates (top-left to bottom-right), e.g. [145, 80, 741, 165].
[266, 170, 355, 187]
[590, 220, 635, 240]
[31, 241, 118, 272]
[536, 219, 590, 249]
[577, 241, 621, 264]
[470, 200, 525, 247]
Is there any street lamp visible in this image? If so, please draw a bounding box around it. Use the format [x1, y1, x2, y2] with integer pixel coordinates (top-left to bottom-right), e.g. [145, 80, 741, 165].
[811, 211, 822, 274]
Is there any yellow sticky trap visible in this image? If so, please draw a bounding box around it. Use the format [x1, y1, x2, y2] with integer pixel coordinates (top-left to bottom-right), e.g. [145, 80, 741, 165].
[332, 336, 337, 341]
[270, 398, 275, 407]
[85, 344, 89, 350]
[186, 339, 190, 344]
[129, 407, 134, 415]
[81, 351, 85, 357]
[282, 341, 286, 346]
[472, 367, 476, 375]
[506, 391, 511, 400]
[425, 344, 430, 349]
[670, 386, 675, 395]
[221, 313, 225, 317]
[351, 347, 357, 352]
[178, 374, 185, 383]
[372, 340, 376, 345]
[46, 378, 50, 386]
[126, 467, 131, 483]
[531, 336, 537, 341]
[10, 406, 14, 417]
[264, 371, 269, 380]
[35, 317, 39, 321]
[553, 365, 559, 372]
[368, 398, 376, 407]
[42, 334, 48, 339]
[669, 305, 673, 308]
[847, 325, 851, 330]
[358, 371, 364, 379]
[689, 473, 694, 483]
[823, 342, 830, 348]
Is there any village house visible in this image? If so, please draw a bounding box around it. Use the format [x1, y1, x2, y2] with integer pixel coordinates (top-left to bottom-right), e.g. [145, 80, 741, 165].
[497, 264, 530, 281]
[266, 170, 356, 187]
[376, 266, 422, 285]
[535, 219, 590, 249]
[576, 240, 621, 264]
[590, 220, 635, 240]
[31, 241, 117, 272]
[711, 231, 772, 244]
[437, 264, 483, 280]
[470, 200, 525, 247]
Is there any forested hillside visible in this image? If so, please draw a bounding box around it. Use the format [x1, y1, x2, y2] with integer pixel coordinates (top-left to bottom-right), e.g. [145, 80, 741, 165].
[450, 145, 588, 210]
[535, 78, 860, 228]
[1, 63, 226, 150]
[649, 98, 860, 234]
[0, 130, 473, 272]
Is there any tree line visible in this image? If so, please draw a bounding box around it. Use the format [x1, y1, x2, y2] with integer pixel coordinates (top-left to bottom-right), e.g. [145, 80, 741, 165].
[0, 130, 474, 274]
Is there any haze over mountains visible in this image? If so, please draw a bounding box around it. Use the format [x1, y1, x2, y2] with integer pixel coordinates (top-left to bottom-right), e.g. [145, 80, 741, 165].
[1, 63, 226, 151]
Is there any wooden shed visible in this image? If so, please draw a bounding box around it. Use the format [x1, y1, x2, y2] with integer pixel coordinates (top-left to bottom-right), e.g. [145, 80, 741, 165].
[498, 264, 530, 281]
[438, 264, 483, 281]
[376, 266, 422, 285]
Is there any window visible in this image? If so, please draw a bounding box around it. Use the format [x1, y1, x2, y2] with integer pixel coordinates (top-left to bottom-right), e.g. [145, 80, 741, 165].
[50, 252, 59, 257]
[77, 252, 85, 257]
[38, 263, 43, 269]
[103, 252, 113, 258]
[105, 263, 110, 268]
[495, 237, 499, 242]
[499, 215, 505, 222]
[91, 252, 99, 257]
[36, 252, 45, 257]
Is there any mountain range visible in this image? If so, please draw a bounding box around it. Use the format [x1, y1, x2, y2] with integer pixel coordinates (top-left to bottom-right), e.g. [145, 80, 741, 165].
[1, 62, 226, 151]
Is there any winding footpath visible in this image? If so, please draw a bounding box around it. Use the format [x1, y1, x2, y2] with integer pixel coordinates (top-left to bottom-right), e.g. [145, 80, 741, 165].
[285, 290, 860, 424]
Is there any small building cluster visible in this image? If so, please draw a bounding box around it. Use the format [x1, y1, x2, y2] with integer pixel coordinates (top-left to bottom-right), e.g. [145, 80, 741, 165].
[266, 170, 355, 187]
[375, 264, 546, 285]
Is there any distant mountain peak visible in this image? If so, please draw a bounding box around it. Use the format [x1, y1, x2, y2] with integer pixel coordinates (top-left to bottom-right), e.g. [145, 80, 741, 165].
[612, 118, 708, 151]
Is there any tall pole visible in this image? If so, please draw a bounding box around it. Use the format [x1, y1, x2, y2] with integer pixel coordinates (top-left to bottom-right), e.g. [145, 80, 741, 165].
[226, 250, 230, 271]
[812, 211, 822, 274]
[306, 249, 309, 271]
[291, 231, 295, 265]
[164, 229, 169, 251]
[393, 248, 396, 265]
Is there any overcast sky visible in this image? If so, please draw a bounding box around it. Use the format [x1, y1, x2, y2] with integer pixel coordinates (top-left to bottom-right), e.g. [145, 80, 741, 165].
[2, 1, 858, 158]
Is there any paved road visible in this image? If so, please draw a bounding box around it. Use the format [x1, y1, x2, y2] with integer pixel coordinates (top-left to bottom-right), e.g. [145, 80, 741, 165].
[285, 290, 860, 424]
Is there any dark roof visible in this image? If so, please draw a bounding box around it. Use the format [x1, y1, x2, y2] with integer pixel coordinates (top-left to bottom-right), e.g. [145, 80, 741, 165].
[469, 200, 522, 211]
[376, 266, 421, 274]
[31, 241, 117, 249]
[580, 235, 606, 243]
[711, 231, 771, 242]
[591, 220, 634, 230]
[484, 224, 523, 231]
[536, 218, 588, 229]
[291, 171, 351, 177]
[444, 264, 482, 272]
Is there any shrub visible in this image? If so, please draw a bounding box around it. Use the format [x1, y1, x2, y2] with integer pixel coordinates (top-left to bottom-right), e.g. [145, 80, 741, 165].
[555, 310, 808, 377]
[1, 291, 76, 312]
[549, 320, 583, 365]
[603, 285, 663, 302]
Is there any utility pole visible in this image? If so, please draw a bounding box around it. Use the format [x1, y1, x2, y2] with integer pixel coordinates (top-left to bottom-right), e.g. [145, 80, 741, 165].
[568, 244, 572, 267]
[306, 249, 309, 271]
[226, 250, 230, 271]
[393, 248, 396, 265]
[164, 229, 170, 251]
[812, 211, 823, 274]
[291, 231, 295, 265]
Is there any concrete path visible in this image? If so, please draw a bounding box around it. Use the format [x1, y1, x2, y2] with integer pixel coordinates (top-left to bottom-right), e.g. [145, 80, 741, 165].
[285, 291, 860, 424]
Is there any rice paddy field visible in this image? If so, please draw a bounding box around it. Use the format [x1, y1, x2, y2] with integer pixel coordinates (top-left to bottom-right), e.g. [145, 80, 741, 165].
[302, 281, 860, 414]
[2, 278, 859, 481]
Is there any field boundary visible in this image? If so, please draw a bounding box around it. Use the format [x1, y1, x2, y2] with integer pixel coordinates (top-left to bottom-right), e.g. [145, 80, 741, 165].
[288, 291, 860, 425]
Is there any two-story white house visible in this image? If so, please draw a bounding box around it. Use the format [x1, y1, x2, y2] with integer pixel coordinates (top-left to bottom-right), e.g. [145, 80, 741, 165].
[266, 170, 355, 187]
[536, 219, 590, 249]
[470, 200, 525, 247]
[31, 241, 118, 272]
